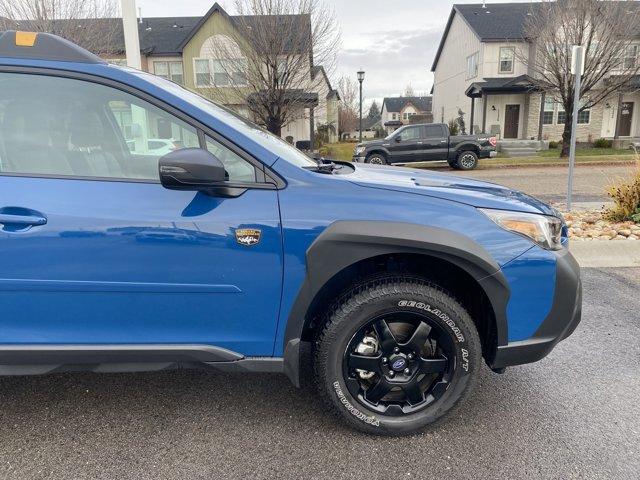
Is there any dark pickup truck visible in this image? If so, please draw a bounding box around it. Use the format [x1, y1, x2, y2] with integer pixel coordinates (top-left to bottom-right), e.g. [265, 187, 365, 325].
[353, 123, 497, 170]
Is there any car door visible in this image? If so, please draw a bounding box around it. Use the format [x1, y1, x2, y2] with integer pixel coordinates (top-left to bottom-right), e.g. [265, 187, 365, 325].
[387, 125, 424, 163]
[0, 71, 283, 357]
[421, 125, 449, 161]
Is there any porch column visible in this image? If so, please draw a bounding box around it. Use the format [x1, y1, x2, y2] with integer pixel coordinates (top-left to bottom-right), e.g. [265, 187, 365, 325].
[469, 97, 475, 135]
[614, 92, 624, 140]
[537, 91, 546, 141]
[309, 106, 315, 151]
[482, 93, 488, 134]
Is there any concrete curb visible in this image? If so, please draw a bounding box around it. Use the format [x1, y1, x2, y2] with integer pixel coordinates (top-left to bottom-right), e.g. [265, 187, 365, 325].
[570, 240, 640, 268]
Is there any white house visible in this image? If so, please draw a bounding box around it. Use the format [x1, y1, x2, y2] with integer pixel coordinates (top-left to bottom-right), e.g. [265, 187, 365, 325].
[431, 2, 640, 144]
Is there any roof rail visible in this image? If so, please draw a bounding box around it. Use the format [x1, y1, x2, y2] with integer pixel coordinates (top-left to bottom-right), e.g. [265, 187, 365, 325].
[0, 30, 106, 64]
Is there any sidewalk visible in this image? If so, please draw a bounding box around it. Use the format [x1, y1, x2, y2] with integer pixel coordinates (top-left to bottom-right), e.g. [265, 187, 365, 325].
[570, 240, 640, 268]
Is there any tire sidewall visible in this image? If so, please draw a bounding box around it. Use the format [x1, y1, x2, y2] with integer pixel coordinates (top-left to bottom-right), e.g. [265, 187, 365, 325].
[456, 151, 478, 170]
[319, 284, 480, 435]
[366, 154, 386, 165]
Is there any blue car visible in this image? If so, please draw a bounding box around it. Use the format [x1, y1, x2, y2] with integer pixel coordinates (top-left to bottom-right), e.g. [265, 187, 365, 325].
[0, 32, 581, 435]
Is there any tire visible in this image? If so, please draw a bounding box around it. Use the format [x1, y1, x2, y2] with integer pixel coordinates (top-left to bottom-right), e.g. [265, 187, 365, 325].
[455, 151, 479, 170]
[447, 159, 459, 170]
[314, 277, 481, 436]
[365, 153, 387, 165]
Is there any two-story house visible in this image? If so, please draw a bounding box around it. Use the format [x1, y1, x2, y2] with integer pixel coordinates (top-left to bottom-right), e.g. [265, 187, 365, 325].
[380, 96, 433, 135]
[3, 3, 339, 147]
[431, 2, 640, 145]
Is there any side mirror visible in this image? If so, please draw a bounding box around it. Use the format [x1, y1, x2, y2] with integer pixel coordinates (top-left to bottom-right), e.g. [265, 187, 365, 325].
[395, 135, 402, 143]
[159, 148, 227, 192]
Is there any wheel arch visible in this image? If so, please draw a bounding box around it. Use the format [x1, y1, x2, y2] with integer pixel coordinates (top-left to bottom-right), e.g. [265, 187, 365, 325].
[366, 149, 388, 160]
[283, 221, 510, 386]
[455, 142, 481, 155]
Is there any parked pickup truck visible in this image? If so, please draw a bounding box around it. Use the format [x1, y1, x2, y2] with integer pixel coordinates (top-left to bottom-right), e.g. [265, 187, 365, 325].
[353, 123, 497, 170]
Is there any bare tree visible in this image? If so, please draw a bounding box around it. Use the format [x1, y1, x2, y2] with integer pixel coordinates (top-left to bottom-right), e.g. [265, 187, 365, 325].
[0, 0, 119, 55]
[200, 0, 340, 136]
[522, 0, 640, 157]
[337, 75, 358, 136]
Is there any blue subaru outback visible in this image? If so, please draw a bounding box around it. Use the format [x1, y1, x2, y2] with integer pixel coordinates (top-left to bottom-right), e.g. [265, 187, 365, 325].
[0, 32, 581, 435]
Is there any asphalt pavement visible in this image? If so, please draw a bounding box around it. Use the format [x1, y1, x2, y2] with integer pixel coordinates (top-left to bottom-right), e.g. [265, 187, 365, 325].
[0, 267, 638, 480]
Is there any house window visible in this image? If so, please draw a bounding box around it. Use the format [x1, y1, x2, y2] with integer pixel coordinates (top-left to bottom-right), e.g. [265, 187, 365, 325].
[499, 47, 515, 73]
[624, 45, 638, 70]
[556, 102, 566, 125]
[153, 61, 184, 84]
[467, 52, 479, 79]
[403, 112, 416, 120]
[392, 113, 397, 120]
[542, 97, 555, 125]
[194, 58, 247, 87]
[577, 100, 590, 124]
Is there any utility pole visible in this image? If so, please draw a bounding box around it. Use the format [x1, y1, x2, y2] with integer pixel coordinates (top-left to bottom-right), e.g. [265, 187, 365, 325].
[121, 0, 141, 69]
[567, 45, 585, 211]
[357, 70, 365, 143]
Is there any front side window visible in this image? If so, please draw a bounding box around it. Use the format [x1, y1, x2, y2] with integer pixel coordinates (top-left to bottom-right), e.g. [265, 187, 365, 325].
[499, 47, 515, 73]
[399, 126, 422, 141]
[467, 52, 479, 79]
[205, 136, 256, 183]
[0, 72, 201, 180]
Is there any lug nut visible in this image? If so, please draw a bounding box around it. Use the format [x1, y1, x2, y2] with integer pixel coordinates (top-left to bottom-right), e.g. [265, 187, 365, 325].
[382, 357, 388, 364]
[388, 371, 395, 377]
[407, 353, 414, 361]
[404, 368, 410, 375]
[394, 347, 400, 353]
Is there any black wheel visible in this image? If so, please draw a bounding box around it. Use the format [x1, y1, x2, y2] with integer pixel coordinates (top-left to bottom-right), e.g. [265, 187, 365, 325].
[456, 151, 479, 170]
[314, 277, 481, 436]
[447, 159, 459, 170]
[366, 153, 387, 165]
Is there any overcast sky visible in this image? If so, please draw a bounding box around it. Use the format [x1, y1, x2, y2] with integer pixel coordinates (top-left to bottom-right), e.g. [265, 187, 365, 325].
[137, 0, 533, 105]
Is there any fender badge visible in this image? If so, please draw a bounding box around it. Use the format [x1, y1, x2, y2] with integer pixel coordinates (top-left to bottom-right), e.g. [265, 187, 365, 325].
[235, 228, 261, 246]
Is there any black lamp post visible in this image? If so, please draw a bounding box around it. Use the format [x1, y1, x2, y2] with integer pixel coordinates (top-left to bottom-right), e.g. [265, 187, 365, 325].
[357, 70, 365, 143]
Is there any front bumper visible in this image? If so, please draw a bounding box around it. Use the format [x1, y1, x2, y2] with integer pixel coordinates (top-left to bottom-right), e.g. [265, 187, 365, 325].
[491, 247, 582, 369]
[489, 150, 497, 158]
[352, 155, 365, 163]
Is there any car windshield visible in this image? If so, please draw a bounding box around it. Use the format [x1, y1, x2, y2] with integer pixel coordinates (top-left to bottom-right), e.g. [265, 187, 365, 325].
[134, 70, 317, 168]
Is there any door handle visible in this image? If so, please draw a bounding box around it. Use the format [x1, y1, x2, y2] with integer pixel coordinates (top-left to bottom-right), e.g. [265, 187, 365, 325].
[440, 140, 447, 143]
[0, 213, 47, 226]
[417, 141, 423, 145]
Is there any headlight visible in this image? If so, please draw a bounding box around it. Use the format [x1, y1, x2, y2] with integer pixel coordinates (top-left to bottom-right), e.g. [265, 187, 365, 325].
[355, 146, 365, 155]
[479, 208, 564, 251]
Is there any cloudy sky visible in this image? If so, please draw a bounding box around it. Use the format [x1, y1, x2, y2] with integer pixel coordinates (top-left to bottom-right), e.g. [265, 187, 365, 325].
[137, 0, 532, 105]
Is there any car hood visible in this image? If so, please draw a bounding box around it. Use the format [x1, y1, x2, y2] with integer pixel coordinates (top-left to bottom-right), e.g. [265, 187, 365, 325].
[347, 163, 557, 215]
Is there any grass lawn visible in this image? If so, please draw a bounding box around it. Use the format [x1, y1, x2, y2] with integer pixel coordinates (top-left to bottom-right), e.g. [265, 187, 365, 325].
[537, 147, 634, 158]
[319, 142, 357, 161]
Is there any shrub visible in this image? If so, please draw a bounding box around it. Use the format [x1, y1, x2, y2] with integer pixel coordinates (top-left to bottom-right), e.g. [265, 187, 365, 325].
[593, 138, 613, 149]
[604, 162, 640, 223]
[548, 140, 560, 149]
[448, 119, 459, 136]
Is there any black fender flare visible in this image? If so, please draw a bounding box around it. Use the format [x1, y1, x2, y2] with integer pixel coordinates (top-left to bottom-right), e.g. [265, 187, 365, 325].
[454, 142, 482, 155]
[283, 221, 511, 386]
[365, 148, 390, 160]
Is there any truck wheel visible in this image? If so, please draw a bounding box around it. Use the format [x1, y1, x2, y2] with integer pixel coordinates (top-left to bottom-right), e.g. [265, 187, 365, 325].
[366, 153, 387, 165]
[456, 151, 479, 170]
[314, 277, 481, 436]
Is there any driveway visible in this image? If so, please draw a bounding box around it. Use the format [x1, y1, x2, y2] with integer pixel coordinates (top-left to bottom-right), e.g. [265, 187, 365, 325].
[455, 163, 634, 204]
[1, 267, 638, 480]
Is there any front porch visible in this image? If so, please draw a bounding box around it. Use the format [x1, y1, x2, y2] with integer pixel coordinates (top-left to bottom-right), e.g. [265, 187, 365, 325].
[465, 75, 539, 140]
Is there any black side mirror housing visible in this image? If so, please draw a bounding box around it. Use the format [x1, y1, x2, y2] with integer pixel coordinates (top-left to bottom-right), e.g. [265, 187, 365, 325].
[159, 148, 229, 192]
[395, 135, 402, 143]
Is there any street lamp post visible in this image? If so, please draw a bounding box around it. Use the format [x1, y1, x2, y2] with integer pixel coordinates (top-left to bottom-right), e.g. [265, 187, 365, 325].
[357, 70, 365, 143]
